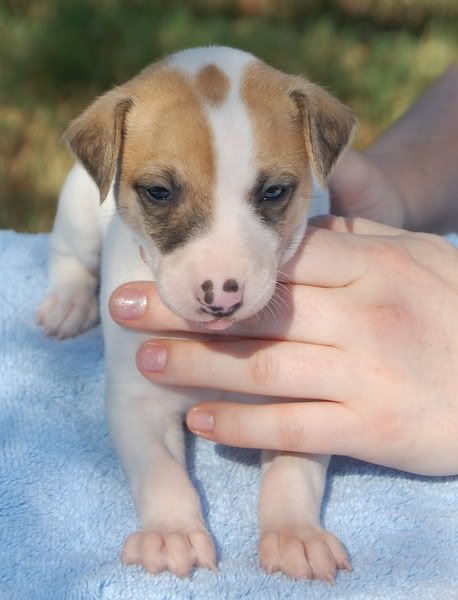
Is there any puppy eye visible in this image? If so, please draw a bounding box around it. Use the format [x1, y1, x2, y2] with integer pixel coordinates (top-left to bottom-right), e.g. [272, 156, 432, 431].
[145, 186, 172, 202]
[262, 185, 287, 201]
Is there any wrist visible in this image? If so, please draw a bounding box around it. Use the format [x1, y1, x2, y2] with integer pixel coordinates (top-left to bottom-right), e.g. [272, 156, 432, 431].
[364, 64, 458, 233]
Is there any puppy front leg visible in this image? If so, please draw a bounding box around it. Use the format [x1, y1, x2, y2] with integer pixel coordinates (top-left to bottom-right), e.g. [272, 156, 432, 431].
[259, 452, 351, 582]
[108, 388, 216, 577]
[37, 164, 101, 338]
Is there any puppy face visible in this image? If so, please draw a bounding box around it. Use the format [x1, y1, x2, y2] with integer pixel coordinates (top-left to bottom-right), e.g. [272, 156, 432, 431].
[65, 47, 356, 326]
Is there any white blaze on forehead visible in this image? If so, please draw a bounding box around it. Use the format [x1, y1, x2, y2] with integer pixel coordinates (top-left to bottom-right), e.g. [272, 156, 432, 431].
[170, 46, 255, 78]
[170, 46, 261, 233]
[154, 47, 292, 321]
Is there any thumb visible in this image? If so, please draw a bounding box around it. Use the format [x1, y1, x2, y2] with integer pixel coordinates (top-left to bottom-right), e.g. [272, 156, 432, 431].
[186, 401, 356, 455]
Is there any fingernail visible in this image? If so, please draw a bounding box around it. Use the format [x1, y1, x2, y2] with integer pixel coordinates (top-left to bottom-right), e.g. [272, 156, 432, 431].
[187, 409, 215, 433]
[112, 288, 147, 319]
[138, 344, 167, 372]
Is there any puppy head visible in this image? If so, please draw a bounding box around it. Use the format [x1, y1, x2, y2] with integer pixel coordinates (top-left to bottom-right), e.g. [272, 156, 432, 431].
[65, 47, 356, 326]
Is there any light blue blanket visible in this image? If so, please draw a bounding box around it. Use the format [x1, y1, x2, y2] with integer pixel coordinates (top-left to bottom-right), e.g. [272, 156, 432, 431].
[1, 230, 457, 600]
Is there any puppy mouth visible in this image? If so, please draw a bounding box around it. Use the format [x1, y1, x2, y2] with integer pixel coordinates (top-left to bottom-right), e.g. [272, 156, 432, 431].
[199, 303, 242, 318]
[191, 276, 276, 331]
[197, 304, 241, 331]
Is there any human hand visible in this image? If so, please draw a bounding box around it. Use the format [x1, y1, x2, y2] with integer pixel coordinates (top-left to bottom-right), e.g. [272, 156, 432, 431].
[329, 149, 406, 228]
[110, 217, 458, 476]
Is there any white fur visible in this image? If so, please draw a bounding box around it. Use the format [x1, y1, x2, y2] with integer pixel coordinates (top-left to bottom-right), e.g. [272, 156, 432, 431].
[152, 49, 279, 322]
[38, 47, 347, 580]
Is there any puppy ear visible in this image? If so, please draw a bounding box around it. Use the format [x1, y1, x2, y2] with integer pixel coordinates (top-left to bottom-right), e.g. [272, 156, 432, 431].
[289, 78, 357, 186]
[64, 88, 133, 202]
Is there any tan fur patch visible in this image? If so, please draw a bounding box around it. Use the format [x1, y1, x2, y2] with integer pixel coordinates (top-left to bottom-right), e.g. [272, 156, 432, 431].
[242, 61, 355, 237]
[289, 77, 357, 186]
[195, 64, 230, 106]
[66, 54, 354, 254]
[242, 61, 312, 237]
[115, 64, 216, 253]
[64, 91, 132, 202]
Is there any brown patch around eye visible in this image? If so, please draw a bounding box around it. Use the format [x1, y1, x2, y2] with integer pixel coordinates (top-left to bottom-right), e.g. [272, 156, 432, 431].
[117, 66, 216, 253]
[255, 196, 291, 229]
[137, 181, 211, 254]
[251, 172, 296, 229]
[195, 64, 230, 106]
[241, 61, 311, 236]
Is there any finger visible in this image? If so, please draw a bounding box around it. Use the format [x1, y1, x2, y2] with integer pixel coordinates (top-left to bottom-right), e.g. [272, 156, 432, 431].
[110, 281, 189, 331]
[111, 282, 350, 345]
[309, 215, 404, 236]
[186, 401, 357, 455]
[136, 339, 352, 401]
[283, 226, 369, 287]
[257, 284, 349, 345]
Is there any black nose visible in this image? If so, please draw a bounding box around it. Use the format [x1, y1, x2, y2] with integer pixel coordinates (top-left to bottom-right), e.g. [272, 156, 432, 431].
[199, 278, 243, 317]
[201, 279, 240, 304]
[223, 278, 239, 292]
[201, 280, 214, 305]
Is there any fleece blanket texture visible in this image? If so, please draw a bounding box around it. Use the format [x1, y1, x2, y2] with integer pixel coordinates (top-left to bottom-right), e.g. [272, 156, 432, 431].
[0, 230, 457, 600]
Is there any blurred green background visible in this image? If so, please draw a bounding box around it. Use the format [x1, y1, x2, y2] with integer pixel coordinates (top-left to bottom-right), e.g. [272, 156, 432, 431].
[1, 0, 456, 232]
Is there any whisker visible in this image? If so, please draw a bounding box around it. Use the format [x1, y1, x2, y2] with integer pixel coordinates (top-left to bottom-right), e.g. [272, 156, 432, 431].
[272, 291, 289, 313]
[273, 289, 290, 314]
[263, 300, 277, 322]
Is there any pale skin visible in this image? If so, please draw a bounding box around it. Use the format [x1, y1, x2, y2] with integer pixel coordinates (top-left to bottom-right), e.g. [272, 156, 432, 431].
[110, 64, 458, 477]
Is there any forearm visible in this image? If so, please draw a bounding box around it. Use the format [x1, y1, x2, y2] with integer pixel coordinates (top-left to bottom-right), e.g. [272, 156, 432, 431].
[367, 63, 458, 233]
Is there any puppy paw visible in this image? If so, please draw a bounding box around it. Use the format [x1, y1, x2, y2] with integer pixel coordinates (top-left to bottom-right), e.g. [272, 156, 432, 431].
[122, 528, 216, 577]
[259, 524, 351, 582]
[37, 285, 98, 339]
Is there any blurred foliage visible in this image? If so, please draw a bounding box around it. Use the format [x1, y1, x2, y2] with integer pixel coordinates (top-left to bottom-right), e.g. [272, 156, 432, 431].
[0, 0, 456, 231]
[196, 0, 458, 25]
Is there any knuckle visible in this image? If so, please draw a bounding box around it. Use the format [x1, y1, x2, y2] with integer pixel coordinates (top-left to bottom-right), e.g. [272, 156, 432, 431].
[370, 405, 404, 445]
[413, 231, 437, 244]
[276, 409, 306, 450]
[366, 356, 405, 386]
[366, 301, 410, 334]
[222, 409, 245, 446]
[313, 215, 353, 232]
[419, 232, 455, 255]
[368, 238, 412, 269]
[351, 216, 372, 232]
[248, 347, 278, 388]
[413, 231, 441, 245]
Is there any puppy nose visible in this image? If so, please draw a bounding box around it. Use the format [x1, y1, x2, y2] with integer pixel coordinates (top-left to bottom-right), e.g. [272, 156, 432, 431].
[199, 279, 243, 316]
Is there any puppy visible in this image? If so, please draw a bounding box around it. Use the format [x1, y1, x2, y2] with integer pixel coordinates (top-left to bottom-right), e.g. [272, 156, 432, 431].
[37, 47, 356, 581]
